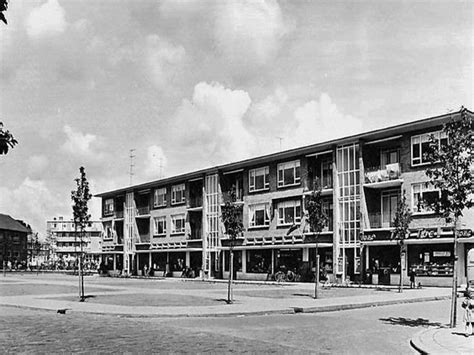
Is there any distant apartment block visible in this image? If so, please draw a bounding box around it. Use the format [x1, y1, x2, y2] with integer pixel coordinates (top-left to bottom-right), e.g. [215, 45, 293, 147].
[46, 217, 103, 266]
[96, 109, 474, 286]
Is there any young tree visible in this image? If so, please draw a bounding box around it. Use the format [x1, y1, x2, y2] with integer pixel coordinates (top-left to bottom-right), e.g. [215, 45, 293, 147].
[221, 188, 243, 304]
[0, 122, 18, 154]
[305, 178, 328, 299]
[391, 191, 412, 293]
[71, 167, 92, 302]
[425, 107, 473, 328]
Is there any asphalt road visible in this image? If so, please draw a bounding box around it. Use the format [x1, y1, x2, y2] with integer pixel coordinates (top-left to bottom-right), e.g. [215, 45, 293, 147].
[0, 299, 450, 354]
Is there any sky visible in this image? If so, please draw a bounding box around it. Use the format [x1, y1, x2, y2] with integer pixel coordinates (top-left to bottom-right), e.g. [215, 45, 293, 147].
[0, 0, 472, 237]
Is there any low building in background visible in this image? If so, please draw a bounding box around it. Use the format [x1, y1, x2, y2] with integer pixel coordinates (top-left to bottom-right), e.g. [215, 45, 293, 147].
[0, 214, 29, 269]
[46, 217, 103, 270]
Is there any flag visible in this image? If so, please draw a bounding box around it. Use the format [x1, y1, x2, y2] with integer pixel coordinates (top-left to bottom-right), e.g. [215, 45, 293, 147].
[286, 223, 299, 236]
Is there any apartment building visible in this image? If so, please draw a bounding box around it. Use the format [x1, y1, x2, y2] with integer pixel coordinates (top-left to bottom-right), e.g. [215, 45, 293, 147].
[96, 109, 474, 286]
[46, 217, 103, 268]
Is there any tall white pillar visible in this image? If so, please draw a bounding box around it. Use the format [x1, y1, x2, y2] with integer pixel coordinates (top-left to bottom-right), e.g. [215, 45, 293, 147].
[242, 250, 246, 273]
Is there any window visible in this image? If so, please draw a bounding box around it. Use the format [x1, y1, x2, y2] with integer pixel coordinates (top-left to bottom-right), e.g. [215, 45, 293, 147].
[171, 214, 186, 234]
[381, 148, 399, 168]
[411, 131, 447, 166]
[153, 216, 167, 235]
[154, 187, 167, 207]
[278, 160, 301, 187]
[249, 203, 270, 227]
[322, 200, 333, 231]
[412, 182, 440, 213]
[277, 200, 301, 225]
[321, 158, 333, 189]
[249, 167, 269, 192]
[381, 190, 400, 227]
[104, 198, 114, 215]
[171, 184, 185, 205]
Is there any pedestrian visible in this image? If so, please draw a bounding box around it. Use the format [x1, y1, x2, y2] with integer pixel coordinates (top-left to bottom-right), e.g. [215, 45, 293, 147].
[409, 268, 416, 289]
[462, 288, 473, 337]
[143, 264, 148, 277]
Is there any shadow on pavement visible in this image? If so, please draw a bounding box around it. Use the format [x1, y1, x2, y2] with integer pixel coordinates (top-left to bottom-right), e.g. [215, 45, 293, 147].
[379, 317, 443, 328]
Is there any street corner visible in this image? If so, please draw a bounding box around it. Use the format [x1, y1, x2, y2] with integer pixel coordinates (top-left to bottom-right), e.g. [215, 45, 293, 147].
[411, 326, 474, 354]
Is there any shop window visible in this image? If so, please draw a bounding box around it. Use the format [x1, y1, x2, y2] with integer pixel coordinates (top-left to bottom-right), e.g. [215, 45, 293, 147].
[249, 203, 270, 228]
[277, 200, 301, 225]
[411, 131, 447, 166]
[171, 214, 185, 234]
[412, 182, 440, 213]
[247, 249, 272, 273]
[408, 244, 453, 276]
[277, 160, 301, 187]
[153, 216, 166, 236]
[249, 166, 269, 192]
[153, 187, 167, 207]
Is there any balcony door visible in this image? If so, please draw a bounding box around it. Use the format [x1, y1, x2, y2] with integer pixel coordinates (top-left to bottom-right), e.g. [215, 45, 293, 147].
[381, 190, 400, 228]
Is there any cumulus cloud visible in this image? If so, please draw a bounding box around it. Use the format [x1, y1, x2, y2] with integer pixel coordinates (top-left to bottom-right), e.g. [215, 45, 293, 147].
[26, 0, 67, 38]
[0, 178, 65, 235]
[292, 93, 363, 146]
[146, 34, 186, 89]
[62, 125, 101, 158]
[170, 82, 253, 169]
[214, 0, 289, 65]
[145, 145, 168, 178]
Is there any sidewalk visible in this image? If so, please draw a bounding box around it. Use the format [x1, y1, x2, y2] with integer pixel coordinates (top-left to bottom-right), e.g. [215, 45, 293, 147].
[411, 326, 474, 354]
[0, 274, 450, 318]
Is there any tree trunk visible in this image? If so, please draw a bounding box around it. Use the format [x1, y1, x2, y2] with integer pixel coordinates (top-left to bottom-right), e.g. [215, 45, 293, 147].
[314, 244, 319, 299]
[399, 243, 403, 293]
[227, 249, 234, 304]
[449, 217, 459, 328]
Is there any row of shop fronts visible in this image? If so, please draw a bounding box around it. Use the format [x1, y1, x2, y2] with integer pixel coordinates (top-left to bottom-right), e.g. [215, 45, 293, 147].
[98, 228, 474, 287]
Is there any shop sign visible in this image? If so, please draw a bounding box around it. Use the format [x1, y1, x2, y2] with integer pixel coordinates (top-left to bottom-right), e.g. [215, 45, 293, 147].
[360, 231, 393, 242]
[433, 251, 451, 257]
[416, 229, 439, 239]
[456, 229, 473, 238]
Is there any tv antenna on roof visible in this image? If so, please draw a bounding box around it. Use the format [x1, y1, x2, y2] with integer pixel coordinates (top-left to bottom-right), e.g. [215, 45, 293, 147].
[129, 149, 136, 185]
[276, 136, 284, 151]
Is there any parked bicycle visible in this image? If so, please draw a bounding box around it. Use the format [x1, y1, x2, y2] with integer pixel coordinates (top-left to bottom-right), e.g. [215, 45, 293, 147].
[273, 265, 301, 282]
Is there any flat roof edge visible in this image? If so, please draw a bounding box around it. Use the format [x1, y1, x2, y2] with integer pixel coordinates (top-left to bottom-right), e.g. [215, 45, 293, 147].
[95, 108, 472, 197]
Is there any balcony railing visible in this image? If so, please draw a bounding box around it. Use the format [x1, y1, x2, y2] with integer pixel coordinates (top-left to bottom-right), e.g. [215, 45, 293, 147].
[189, 196, 203, 208]
[136, 206, 150, 216]
[304, 176, 333, 191]
[364, 163, 401, 184]
[222, 188, 243, 204]
[367, 212, 394, 229]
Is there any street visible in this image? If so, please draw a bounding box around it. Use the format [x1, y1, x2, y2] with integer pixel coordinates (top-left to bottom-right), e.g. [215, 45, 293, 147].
[0, 296, 450, 353]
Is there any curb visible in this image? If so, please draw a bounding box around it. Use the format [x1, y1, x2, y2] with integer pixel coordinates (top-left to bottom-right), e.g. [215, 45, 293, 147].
[0, 294, 450, 319]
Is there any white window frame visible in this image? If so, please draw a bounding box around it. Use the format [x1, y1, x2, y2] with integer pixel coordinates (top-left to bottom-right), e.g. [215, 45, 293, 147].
[154, 187, 167, 207]
[412, 182, 440, 214]
[104, 199, 114, 215]
[249, 203, 271, 228]
[277, 200, 301, 226]
[171, 183, 186, 205]
[171, 214, 186, 234]
[277, 160, 301, 188]
[411, 131, 447, 166]
[249, 166, 270, 192]
[153, 216, 167, 236]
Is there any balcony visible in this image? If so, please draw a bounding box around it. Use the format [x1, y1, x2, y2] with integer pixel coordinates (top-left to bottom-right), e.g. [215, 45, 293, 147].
[136, 206, 150, 217]
[364, 163, 402, 188]
[114, 210, 124, 219]
[221, 188, 243, 204]
[366, 212, 394, 230]
[188, 196, 203, 209]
